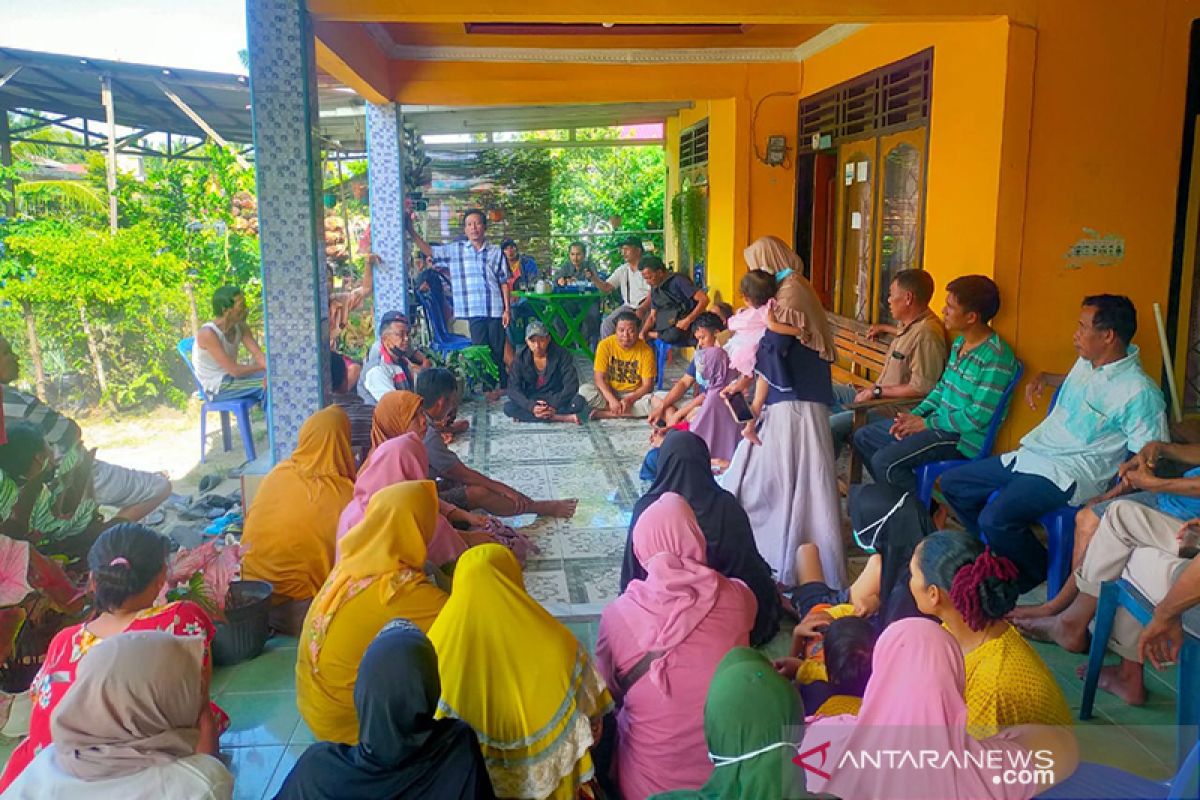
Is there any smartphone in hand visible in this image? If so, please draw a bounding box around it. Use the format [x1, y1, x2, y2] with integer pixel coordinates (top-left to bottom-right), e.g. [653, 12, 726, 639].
[724, 392, 755, 424]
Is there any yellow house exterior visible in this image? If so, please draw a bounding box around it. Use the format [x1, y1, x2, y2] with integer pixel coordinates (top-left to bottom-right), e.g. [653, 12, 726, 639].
[310, 0, 1200, 445]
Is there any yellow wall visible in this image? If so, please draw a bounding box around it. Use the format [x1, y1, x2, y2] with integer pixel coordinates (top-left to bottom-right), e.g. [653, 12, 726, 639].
[796, 20, 1015, 315]
[998, 0, 1197, 439]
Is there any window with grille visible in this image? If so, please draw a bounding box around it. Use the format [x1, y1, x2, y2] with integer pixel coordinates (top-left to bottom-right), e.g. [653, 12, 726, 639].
[799, 50, 932, 145]
[679, 120, 709, 170]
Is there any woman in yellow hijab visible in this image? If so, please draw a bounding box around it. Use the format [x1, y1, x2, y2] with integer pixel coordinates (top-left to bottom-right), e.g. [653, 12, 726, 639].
[364, 390, 426, 464]
[429, 544, 613, 800]
[241, 405, 357, 634]
[296, 480, 448, 745]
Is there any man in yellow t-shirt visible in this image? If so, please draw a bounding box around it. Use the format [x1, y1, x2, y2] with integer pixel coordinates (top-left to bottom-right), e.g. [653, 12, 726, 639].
[579, 311, 657, 418]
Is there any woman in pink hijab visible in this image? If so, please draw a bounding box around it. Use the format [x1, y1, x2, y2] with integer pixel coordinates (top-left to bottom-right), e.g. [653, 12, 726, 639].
[595, 492, 756, 800]
[337, 434, 479, 566]
[800, 617, 1077, 800]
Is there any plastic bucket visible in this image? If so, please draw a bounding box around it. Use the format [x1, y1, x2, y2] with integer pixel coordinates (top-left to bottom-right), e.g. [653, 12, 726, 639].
[211, 580, 273, 666]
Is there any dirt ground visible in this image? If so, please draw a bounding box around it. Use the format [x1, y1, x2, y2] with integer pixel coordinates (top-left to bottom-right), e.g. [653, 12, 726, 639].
[77, 399, 269, 495]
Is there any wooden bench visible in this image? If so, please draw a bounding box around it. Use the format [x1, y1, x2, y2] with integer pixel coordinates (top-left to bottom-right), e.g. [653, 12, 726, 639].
[829, 313, 891, 387]
[828, 313, 920, 483]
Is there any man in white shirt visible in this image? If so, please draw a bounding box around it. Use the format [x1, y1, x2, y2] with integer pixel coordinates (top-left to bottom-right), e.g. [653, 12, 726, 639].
[587, 237, 652, 339]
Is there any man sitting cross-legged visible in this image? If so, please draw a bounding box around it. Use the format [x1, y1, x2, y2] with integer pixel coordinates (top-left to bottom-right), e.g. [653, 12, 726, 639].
[1016, 498, 1199, 705]
[504, 321, 589, 424]
[579, 311, 657, 419]
[1013, 438, 1200, 618]
[417, 367, 577, 518]
[940, 294, 1168, 593]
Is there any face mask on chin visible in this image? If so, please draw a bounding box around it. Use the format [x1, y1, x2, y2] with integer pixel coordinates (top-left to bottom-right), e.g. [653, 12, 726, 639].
[388, 345, 407, 362]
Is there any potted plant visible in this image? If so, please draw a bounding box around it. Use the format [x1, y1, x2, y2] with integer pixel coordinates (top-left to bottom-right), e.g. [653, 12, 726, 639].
[488, 208, 505, 223]
[158, 538, 272, 666]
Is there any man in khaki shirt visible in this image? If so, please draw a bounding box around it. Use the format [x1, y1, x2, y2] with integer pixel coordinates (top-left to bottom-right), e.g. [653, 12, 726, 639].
[830, 269, 949, 455]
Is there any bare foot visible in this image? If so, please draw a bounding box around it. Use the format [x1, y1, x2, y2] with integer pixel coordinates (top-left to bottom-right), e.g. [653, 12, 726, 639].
[1014, 616, 1090, 653]
[1075, 661, 1147, 706]
[1008, 603, 1059, 621]
[485, 389, 505, 402]
[540, 499, 578, 519]
[1008, 581, 1078, 621]
[447, 419, 470, 434]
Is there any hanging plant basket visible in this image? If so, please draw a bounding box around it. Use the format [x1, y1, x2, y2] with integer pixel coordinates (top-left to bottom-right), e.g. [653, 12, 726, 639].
[352, 183, 367, 201]
[608, 215, 623, 230]
[488, 208, 505, 223]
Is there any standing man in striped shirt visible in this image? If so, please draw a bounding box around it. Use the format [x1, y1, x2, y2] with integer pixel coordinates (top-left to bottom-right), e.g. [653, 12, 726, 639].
[410, 208, 512, 389]
[941, 295, 1167, 592]
[852, 275, 1018, 495]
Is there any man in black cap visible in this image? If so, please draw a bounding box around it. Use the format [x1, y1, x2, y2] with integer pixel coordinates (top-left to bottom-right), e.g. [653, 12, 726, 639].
[588, 236, 651, 338]
[504, 320, 590, 424]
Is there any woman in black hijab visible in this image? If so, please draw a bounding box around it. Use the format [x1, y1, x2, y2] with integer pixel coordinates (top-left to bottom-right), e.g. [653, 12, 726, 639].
[273, 619, 495, 800]
[621, 430, 782, 646]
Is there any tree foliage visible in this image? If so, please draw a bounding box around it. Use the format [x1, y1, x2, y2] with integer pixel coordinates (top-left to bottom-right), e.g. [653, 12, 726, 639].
[0, 140, 260, 411]
[1, 219, 189, 407]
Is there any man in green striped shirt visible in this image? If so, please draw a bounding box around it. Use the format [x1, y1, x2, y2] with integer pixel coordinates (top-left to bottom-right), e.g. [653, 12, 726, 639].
[852, 275, 1018, 493]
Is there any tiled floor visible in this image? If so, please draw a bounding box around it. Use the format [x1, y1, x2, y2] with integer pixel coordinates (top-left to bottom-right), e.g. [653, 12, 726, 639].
[0, 366, 1186, 796]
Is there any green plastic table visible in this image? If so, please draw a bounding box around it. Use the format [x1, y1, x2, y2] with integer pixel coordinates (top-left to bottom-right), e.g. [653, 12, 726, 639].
[513, 291, 605, 357]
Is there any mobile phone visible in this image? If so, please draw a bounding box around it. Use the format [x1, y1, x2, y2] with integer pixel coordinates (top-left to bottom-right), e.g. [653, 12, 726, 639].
[653, 417, 668, 429]
[724, 392, 755, 424]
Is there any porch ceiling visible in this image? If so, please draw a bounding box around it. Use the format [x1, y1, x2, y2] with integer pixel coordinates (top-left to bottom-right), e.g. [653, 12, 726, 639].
[399, 101, 691, 136]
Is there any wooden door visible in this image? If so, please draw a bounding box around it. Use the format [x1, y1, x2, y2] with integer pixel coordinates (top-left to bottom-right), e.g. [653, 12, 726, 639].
[872, 128, 928, 323]
[810, 152, 839, 307]
[834, 140, 876, 321]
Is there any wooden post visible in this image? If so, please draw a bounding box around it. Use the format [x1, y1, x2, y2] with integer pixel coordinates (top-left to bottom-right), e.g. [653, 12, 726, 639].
[100, 76, 118, 234]
[20, 300, 47, 401]
[0, 106, 15, 218]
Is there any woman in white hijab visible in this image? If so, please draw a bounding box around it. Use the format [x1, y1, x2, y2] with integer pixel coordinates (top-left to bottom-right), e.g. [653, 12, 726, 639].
[2, 631, 232, 800]
[720, 235, 846, 588]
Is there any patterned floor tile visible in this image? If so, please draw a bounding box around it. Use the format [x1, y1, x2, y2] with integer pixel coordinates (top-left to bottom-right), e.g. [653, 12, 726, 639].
[486, 463, 552, 499]
[560, 527, 628, 560]
[487, 432, 547, 463]
[565, 557, 625, 604]
[542, 434, 599, 461]
[525, 568, 571, 604]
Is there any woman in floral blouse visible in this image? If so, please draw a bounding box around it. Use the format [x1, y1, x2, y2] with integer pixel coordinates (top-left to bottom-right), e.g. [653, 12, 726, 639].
[0, 523, 227, 791]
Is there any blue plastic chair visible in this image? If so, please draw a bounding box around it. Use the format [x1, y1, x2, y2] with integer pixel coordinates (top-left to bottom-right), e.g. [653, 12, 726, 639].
[914, 361, 1025, 507]
[414, 289, 471, 355]
[653, 338, 674, 390]
[177, 338, 258, 464]
[1080, 579, 1200, 768]
[1038, 739, 1198, 799]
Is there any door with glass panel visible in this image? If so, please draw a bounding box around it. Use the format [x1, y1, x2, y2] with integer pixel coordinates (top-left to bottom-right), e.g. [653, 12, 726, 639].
[872, 129, 927, 322]
[834, 141, 876, 322]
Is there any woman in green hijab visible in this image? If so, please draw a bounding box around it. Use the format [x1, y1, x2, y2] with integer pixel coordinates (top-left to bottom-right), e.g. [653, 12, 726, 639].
[650, 647, 816, 799]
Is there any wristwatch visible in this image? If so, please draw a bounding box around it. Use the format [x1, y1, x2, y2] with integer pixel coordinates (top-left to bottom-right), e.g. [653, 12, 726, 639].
[872, 385, 883, 400]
